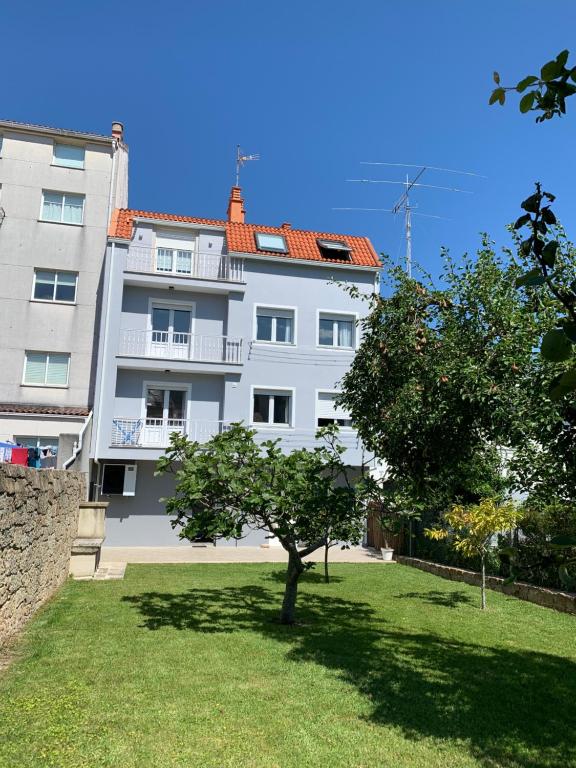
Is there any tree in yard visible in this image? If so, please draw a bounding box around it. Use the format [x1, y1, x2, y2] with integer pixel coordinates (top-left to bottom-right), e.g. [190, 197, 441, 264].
[156, 423, 368, 624]
[426, 499, 520, 609]
[339, 245, 549, 521]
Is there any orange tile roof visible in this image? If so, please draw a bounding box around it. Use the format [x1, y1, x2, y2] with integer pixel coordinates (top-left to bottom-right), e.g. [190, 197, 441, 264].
[109, 209, 380, 268]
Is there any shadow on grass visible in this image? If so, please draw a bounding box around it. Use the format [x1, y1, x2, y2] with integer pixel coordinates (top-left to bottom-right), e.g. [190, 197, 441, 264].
[395, 590, 474, 609]
[122, 585, 576, 768]
[264, 568, 344, 585]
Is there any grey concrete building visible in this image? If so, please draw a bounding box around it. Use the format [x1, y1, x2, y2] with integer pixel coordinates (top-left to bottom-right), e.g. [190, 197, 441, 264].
[92, 187, 381, 546]
[0, 119, 128, 470]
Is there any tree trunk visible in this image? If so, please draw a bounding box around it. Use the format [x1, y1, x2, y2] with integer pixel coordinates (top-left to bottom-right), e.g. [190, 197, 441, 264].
[481, 552, 487, 610]
[324, 541, 330, 584]
[280, 550, 305, 624]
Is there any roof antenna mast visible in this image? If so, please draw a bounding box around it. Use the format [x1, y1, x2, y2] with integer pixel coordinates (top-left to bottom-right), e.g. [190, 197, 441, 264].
[236, 145, 260, 186]
[336, 163, 486, 277]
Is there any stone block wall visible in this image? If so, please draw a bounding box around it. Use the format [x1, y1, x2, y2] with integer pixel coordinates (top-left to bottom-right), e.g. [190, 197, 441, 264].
[0, 464, 85, 646]
[397, 556, 576, 615]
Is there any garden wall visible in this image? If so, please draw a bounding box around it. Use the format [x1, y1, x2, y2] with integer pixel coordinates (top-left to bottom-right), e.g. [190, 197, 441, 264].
[397, 556, 576, 615]
[0, 464, 85, 646]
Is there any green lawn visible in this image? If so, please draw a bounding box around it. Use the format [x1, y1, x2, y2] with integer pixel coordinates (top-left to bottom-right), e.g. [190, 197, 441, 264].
[1, 563, 576, 768]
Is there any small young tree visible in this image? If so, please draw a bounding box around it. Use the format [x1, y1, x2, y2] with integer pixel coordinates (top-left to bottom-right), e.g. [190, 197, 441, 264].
[425, 498, 520, 609]
[156, 424, 368, 624]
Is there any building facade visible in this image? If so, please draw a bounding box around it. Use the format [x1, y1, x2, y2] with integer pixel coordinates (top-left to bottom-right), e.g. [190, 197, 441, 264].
[91, 188, 380, 546]
[0, 119, 128, 469]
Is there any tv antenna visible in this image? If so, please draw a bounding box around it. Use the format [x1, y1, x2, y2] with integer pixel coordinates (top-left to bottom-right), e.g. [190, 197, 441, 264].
[235, 145, 260, 186]
[336, 163, 484, 278]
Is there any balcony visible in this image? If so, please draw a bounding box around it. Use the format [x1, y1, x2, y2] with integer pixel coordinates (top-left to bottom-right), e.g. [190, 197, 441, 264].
[125, 246, 244, 283]
[118, 330, 243, 365]
[111, 418, 231, 447]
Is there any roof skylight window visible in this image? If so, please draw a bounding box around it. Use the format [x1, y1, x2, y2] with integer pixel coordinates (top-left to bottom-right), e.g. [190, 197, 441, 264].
[255, 232, 288, 253]
[317, 239, 352, 260]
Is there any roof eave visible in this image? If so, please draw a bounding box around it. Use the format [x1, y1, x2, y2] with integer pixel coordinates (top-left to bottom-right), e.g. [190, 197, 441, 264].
[230, 251, 381, 271]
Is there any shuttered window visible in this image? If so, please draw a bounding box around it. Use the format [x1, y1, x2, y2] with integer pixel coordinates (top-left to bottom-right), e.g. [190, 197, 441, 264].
[23, 352, 70, 386]
[317, 392, 353, 428]
[53, 144, 85, 169]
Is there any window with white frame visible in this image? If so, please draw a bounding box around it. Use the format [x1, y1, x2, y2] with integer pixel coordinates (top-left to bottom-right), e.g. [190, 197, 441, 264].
[41, 191, 84, 224]
[33, 270, 77, 302]
[318, 312, 355, 348]
[252, 389, 292, 426]
[23, 352, 70, 387]
[155, 230, 197, 275]
[53, 144, 85, 169]
[255, 306, 295, 344]
[317, 392, 353, 428]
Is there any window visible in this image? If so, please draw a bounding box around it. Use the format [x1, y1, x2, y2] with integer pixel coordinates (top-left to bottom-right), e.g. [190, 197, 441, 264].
[252, 389, 292, 426]
[33, 270, 77, 302]
[317, 239, 351, 260]
[255, 307, 295, 344]
[23, 352, 70, 386]
[318, 312, 355, 348]
[317, 392, 353, 428]
[41, 191, 84, 224]
[155, 230, 197, 275]
[53, 144, 85, 169]
[254, 233, 288, 253]
[101, 464, 137, 496]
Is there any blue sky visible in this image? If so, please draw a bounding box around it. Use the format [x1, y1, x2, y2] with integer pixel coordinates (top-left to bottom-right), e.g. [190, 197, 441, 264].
[2, 1, 574, 279]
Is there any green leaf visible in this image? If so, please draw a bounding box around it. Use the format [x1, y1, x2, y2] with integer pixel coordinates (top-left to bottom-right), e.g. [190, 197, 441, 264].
[541, 58, 563, 81]
[516, 75, 539, 92]
[550, 534, 576, 548]
[541, 207, 557, 225]
[515, 268, 545, 288]
[542, 240, 558, 266]
[556, 50, 570, 68]
[541, 329, 573, 362]
[521, 194, 540, 213]
[520, 91, 536, 113]
[559, 368, 576, 389]
[493, 71, 500, 85]
[571, 66, 576, 83]
[513, 213, 531, 230]
[520, 239, 533, 255]
[489, 87, 505, 106]
[561, 322, 576, 343]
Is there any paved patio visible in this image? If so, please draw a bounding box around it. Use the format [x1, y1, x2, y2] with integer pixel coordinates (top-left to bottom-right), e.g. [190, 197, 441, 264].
[101, 545, 388, 564]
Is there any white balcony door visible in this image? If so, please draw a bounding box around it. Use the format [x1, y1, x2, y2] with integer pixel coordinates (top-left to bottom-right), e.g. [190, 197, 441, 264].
[144, 387, 187, 445]
[155, 229, 197, 276]
[150, 307, 192, 360]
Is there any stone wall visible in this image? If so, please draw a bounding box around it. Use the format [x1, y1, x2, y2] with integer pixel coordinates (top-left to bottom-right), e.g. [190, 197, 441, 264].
[397, 556, 576, 614]
[0, 464, 85, 646]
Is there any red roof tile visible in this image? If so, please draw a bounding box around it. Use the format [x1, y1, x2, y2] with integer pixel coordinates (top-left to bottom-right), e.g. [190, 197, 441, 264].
[109, 208, 380, 269]
[109, 209, 227, 239]
[0, 404, 90, 417]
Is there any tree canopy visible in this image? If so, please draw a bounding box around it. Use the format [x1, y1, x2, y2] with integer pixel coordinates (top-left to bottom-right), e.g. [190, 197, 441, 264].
[157, 424, 369, 624]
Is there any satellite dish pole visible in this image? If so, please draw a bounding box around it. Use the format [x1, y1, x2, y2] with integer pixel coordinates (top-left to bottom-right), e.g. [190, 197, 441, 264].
[236, 145, 260, 186]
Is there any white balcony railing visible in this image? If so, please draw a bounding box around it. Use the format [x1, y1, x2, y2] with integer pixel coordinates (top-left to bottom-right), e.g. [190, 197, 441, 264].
[111, 418, 232, 447]
[118, 330, 243, 364]
[125, 246, 244, 282]
[111, 419, 362, 452]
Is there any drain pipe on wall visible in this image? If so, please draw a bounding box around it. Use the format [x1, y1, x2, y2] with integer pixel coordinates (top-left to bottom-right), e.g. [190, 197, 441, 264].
[63, 410, 93, 470]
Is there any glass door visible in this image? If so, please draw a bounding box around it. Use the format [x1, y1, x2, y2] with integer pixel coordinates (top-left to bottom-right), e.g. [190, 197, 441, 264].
[150, 307, 192, 360]
[144, 387, 187, 445]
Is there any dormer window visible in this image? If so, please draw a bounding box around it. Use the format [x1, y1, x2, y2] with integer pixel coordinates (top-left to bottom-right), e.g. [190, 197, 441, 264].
[317, 239, 351, 260]
[255, 233, 288, 253]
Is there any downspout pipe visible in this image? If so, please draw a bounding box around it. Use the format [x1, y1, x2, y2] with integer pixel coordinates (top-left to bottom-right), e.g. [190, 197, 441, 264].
[63, 410, 93, 469]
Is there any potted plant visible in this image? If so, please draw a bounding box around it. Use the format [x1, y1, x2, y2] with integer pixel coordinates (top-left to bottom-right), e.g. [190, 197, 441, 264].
[378, 507, 400, 561]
